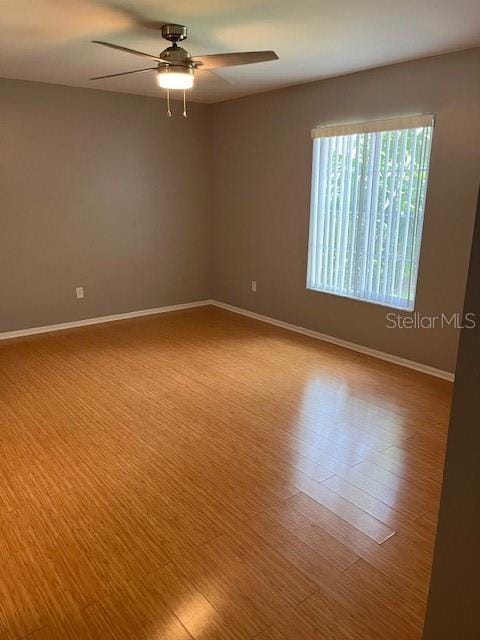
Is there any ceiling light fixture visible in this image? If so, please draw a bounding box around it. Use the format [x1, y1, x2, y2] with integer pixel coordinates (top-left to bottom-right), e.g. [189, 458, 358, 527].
[157, 66, 194, 90]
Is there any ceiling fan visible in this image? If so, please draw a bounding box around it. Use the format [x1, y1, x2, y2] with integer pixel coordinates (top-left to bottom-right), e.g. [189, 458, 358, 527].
[91, 24, 278, 116]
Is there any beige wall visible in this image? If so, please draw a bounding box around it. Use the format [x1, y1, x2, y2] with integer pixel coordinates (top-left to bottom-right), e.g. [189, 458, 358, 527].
[423, 187, 480, 639]
[0, 79, 212, 332]
[211, 48, 480, 373]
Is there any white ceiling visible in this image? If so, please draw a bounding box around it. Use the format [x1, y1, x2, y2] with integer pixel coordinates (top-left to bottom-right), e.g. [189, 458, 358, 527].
[1, 0, 479, 103]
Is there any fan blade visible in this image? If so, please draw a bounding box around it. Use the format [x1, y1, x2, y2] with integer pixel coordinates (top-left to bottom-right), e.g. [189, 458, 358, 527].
[90, 67, 156, 81]
[92, 40, 167, 63]
[2, 0, 134, 42]
[91, 3, 169, 32]
[189, 51, 278, 69]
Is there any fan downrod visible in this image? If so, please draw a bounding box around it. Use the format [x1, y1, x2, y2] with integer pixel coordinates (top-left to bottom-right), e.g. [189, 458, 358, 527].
[161, 24, 188, 44]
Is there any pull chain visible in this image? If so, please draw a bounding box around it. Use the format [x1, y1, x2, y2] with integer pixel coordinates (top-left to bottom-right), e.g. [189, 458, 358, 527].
[165, 87, 188, 118]
[183, 89, 187, 118]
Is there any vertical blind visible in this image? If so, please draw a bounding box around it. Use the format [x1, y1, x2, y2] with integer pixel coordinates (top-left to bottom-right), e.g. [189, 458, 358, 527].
[307, 115, 434, 310]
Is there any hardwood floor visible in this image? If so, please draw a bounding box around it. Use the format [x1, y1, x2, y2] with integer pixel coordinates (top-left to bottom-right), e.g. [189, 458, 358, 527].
[0, 306, 452, 639]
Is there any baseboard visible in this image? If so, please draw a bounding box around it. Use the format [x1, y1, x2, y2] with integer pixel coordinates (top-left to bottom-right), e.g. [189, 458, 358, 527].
[0, 298, 455, 381]
[0, 300, 213, 341]
[210, 300, 455, 382]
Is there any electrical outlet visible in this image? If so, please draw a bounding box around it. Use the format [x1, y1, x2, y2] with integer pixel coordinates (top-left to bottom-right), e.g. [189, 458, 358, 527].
[251, 280, 257, 292]
[75, 286, 84, 300]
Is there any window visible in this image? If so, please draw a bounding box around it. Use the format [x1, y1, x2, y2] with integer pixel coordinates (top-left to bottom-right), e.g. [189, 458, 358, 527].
[306, 115, 434, 310]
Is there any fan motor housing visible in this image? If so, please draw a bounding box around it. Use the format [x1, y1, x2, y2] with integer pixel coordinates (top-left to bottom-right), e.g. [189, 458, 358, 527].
[161, 24, 188, 43]
[159, 46, 191, 66]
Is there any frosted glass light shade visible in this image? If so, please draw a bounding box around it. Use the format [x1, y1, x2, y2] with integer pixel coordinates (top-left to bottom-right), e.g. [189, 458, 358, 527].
[157, 67, 194, 90]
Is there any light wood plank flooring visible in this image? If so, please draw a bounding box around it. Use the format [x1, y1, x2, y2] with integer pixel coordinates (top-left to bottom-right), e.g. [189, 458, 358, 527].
[0, 306, 451, 639]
